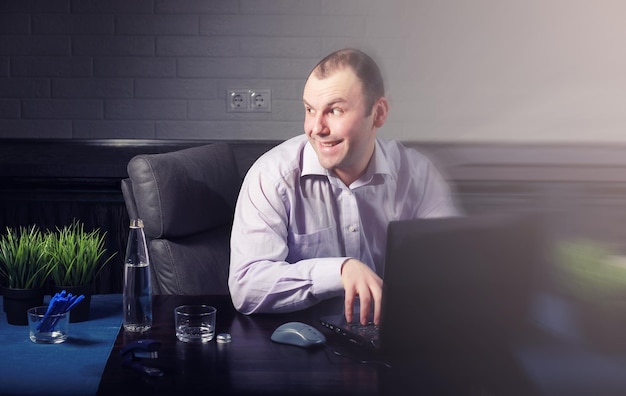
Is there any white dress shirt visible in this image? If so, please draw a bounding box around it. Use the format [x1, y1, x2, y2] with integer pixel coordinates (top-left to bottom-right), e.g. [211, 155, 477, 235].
[228, 134, 459, 314]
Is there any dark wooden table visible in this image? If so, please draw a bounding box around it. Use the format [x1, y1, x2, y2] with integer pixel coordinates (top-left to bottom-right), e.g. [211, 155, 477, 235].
[96, 292, 626, 396]
[96, 294, 441, 396]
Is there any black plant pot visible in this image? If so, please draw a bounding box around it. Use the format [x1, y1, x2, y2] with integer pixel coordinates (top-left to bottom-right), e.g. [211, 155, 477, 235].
[51, 284, 93, 322]
[1, 286, 45, 325]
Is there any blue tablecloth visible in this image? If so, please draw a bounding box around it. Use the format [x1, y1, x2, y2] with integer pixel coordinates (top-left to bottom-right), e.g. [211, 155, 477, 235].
[0, 294, 122, 396]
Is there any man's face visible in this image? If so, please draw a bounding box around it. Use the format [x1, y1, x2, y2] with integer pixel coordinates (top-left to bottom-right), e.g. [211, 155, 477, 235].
[303, 67, 377, 186]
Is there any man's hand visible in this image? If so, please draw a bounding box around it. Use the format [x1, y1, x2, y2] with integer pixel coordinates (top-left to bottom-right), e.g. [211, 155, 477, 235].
[340, 258, 383, 325]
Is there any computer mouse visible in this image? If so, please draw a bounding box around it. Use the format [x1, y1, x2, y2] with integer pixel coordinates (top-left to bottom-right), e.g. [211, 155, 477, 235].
[271, 321, 326, 348]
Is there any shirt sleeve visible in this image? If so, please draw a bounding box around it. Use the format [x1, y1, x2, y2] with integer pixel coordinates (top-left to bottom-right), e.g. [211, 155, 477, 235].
[415, 153, 462, 219]
[401, 150, 462, 218]
[228, 163, 345, 315]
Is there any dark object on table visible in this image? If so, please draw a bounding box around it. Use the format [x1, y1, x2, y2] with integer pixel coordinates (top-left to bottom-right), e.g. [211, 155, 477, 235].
[121, 339, 164, 377]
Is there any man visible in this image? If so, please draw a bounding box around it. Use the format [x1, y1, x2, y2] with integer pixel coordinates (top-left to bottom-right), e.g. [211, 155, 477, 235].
[229, 49, 458, 325]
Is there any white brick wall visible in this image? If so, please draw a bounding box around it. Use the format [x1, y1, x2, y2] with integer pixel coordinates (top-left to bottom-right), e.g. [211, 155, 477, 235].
[0, 0, 411, 140]
[0, 0, 624, 143]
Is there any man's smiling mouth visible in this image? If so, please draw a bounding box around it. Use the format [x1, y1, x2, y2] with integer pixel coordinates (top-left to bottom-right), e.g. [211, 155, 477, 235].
[320, 140, 341, 148]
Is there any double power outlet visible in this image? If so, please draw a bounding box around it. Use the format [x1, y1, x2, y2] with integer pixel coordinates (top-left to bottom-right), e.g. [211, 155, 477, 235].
[227, 89, 272, 112]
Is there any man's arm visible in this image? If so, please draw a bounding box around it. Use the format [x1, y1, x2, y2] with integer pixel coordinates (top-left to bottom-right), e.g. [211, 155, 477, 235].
[228, 166, 344, 315]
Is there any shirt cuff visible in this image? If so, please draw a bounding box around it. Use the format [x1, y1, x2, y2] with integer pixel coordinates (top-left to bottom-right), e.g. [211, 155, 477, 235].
[310, 257, 348, 299]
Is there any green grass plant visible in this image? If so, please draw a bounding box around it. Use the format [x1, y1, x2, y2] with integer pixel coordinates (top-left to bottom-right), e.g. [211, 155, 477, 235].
[554, 239, 626, 301]
[47, 220, 116, 287]
[0, 225, 53, 289]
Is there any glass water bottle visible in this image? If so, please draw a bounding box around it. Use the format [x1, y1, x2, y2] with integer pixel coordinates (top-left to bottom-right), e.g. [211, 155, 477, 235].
[123, 219, 152, 332]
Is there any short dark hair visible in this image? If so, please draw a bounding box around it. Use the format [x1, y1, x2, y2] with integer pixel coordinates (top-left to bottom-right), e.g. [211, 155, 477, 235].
[308, 48, 385, 116]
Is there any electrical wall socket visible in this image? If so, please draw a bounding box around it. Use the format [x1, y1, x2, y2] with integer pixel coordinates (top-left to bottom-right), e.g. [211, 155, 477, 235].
[227, 89, 271, 112]
[249, 89, 271, 112]
[227, 89, 249, 112]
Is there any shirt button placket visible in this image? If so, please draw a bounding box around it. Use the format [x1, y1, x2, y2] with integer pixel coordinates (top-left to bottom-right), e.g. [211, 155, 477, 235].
[342, 188, 360, 258]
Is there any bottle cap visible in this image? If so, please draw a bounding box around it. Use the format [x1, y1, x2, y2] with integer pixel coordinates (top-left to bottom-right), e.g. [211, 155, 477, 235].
[130, 219, 144, 228]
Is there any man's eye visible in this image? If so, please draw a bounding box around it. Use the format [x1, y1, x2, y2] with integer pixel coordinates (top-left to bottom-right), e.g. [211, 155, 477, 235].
[331, 108, 343, 115]
[305, 107, 315, 114]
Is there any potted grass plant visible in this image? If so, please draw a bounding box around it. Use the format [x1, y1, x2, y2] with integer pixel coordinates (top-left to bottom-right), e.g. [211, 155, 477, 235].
[47, 220, 116, 322]
[554, 239, 626, 351]
[0, 225, 54, 325]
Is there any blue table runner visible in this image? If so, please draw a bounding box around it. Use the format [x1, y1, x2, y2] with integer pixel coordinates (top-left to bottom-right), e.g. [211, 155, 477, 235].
[0, 294, 122, 396]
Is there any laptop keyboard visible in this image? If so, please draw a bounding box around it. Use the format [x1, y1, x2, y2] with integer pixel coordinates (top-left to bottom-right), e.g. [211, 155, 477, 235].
[320, 316, 381, 349]
[346, 321, 380, 339]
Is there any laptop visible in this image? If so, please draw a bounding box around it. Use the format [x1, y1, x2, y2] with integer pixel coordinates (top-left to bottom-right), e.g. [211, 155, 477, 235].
[320, 213, 545, 370]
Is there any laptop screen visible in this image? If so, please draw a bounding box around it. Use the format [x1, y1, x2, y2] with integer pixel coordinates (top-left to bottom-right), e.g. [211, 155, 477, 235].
[378, 213, 545, 392]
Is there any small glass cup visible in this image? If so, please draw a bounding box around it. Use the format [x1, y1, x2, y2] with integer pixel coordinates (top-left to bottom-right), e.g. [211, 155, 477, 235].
[28, 306, 69, 344]
[175, 305, 216, 343]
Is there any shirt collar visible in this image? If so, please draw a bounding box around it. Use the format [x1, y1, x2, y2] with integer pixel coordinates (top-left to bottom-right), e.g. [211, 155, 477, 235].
[301, 139, 393, 182]
[369, 139, 393, 177]
[302, 140, 327, 177]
